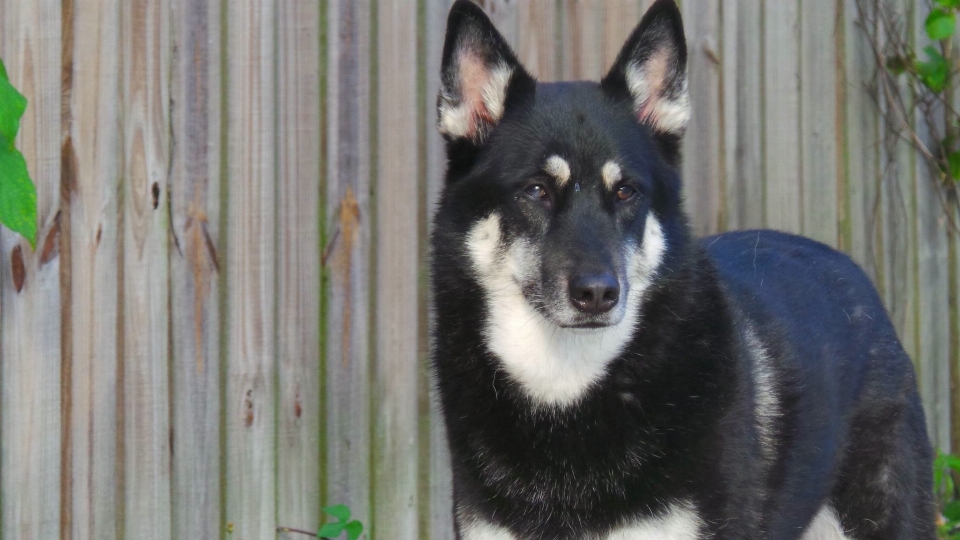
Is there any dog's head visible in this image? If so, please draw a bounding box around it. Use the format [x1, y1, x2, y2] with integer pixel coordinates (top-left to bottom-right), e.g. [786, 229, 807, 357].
[434, 0, 691, 406]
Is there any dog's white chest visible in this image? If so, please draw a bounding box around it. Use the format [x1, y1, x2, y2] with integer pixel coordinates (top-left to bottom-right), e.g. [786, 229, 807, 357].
[460, 502, 703, 540]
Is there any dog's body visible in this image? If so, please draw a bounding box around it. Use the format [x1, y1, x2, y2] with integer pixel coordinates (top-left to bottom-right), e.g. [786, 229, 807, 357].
[430, 1, 936, 538]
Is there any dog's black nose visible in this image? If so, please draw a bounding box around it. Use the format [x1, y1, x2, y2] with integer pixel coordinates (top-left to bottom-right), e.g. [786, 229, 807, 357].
[569, 273, 620, 315]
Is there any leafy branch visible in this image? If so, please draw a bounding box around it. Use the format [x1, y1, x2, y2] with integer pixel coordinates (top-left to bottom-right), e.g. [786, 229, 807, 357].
[0, 57, 37, 248]
[277, 504, 363, 540]
[855, 0, 960, 232]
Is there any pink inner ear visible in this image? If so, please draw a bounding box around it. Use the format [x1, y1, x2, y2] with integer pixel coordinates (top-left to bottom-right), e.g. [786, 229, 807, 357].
[639, 101, 659, 124]
[458, 51, 495, 134]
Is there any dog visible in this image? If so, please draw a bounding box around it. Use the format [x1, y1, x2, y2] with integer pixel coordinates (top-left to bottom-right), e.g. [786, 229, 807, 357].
[429, 1, 936, 538]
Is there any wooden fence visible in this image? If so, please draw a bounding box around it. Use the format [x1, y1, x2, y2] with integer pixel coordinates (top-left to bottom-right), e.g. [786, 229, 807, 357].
[0, 0, 957, 539]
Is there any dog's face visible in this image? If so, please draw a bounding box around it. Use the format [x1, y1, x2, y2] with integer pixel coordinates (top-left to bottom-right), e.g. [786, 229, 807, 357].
[435, 0, 690, 406]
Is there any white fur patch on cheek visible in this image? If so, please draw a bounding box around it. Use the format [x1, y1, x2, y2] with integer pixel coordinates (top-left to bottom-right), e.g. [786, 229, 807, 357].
[624, 50, 690, 136]
[438, 52, 514, 140]
[602, 161, 622, 190]
[466, 212, 503, 274]
[544, 155, 571, 187]
[606, 501, 703, 540]
[634, 213, 667, 280]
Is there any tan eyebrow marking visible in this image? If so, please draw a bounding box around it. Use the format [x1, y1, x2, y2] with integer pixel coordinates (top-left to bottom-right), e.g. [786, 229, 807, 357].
[544, 155, 571, 187]
[602, 161, 622, 190]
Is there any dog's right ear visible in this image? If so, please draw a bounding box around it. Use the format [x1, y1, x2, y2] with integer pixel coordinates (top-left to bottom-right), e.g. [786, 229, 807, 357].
[437, 0, 534, 144]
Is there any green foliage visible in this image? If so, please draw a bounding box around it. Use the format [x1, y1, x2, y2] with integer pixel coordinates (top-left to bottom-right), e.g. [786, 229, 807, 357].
[938, 0, 960, 10]
[917, 46, 950, 93]
[0, 57, 37, 248]
[927, 8, 957, 40]
[936, 451, 960, 538]
[317, 505, 363, 540]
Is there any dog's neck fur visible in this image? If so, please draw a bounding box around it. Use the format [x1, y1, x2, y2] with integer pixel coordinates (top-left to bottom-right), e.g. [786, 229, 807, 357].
[431, 228, 748, 528]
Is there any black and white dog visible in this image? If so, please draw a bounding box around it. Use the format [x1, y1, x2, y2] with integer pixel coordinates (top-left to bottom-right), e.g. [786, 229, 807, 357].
[429, 1, 936, 538]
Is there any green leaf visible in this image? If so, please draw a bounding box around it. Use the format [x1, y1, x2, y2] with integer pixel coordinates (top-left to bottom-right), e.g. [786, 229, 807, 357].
[937, 0, 960, 9]
[0, 58, 27, 147]
[0, 57, 36, 248]
[945, 501, 960, 521]
[344, 521, 363, 540]
[0, 146, 37, 248]
[927, 8, 956, 40]
[917, 46, 950, 92]
[947, 152, 960, 180]
[318, 522, 346, 539]
[322, 504, 351, 523]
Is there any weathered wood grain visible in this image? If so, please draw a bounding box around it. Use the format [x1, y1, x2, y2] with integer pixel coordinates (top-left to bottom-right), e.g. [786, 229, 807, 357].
[425, 1, 455, 537]
[375, 0, 420, 538]
[62, 1, 122, 539]
[518, 0, 559, 81]
[681, 0, 722, 235]
[842, 0, 881, 281]
[119, 0, 172, 537]
[324, 0, 372, 528]
[600, 0, 643, 71]
[800, 0, 841, 247]
[224, 1, 278, 538]
[560, 0, 602, 81]
[0, 1, 62, 538]
[763, 0, 802, 234]
[722, 0, 764, 231]
[911, 2, 952, 450]
[277, 0, 322, 532]
[168, 0, 223, 537]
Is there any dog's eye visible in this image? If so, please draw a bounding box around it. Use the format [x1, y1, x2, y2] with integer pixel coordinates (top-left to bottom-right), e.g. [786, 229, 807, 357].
[616, 185, 637, 202]
[524, 183, 549, 201]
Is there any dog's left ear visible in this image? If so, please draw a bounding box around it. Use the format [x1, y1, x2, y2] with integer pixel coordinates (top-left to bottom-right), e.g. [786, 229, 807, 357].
[601, 0, 689, 138]
[437, 0, 534, 144]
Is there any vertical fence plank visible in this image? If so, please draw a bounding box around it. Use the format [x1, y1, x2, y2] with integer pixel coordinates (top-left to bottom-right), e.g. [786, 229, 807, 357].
[0, 1, 62, 538]
[224, 1, 278, 538]
[682, 0, 722, 235]
[763, 0, 802, 234]
[482, 0, 519, 47]
[722, 0, 764, 231]
[169, 0, 223, 537]
[518, 0, 559, 81]
[800, 0, 841, 247]
[62, 1, 122, 538]
[324, 0, 372, 527]
[425, 0, 455, 537]
[119, 0, 172, 537]
[842, 0, 881, 281]
[277, 0, 322, 531]
[375, 0, 420, 538]
[559, 0, 602, 81]
[601, 1, 643, 70]
[911, 2, 951, 450]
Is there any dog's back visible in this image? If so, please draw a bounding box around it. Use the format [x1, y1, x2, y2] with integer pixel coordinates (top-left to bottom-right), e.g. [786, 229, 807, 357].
[706, 230, 934, 538]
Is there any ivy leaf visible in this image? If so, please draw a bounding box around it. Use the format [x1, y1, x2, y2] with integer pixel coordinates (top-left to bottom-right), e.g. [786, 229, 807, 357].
[0, 144, 36, 249]
[937, 0, 960, 9]
[318, 522, 346, 539]
[916, 46, 949, 93]
[945, 500, 960, 522]
[926, 8, 956, 40]
[322, 504, 351, 523]
[0, 57, 36, 249]
[344, 521, 363, 540]
[0, 59, 27, 146]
